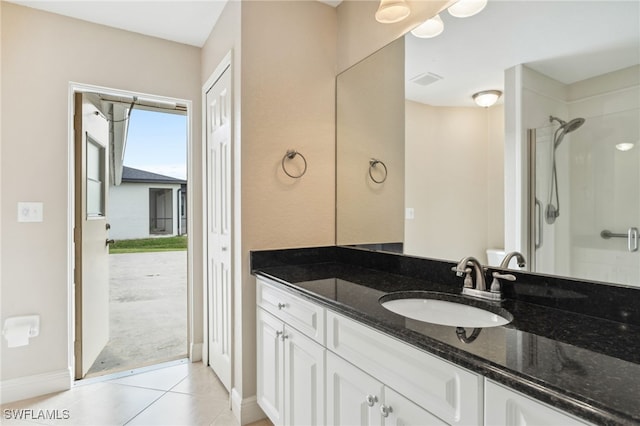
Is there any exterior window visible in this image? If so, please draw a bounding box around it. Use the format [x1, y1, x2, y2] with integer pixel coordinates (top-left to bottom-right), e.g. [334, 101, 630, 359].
[87, 136, 105, 217]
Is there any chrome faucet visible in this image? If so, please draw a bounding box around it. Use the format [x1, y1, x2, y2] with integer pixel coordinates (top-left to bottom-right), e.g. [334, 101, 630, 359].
[499, 251, 526, 269]
[453, 256, 486, 291]
[453, 256, 508, 301]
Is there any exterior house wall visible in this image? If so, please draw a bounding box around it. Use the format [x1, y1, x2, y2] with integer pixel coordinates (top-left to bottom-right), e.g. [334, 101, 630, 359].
[109, 182, 181, 240]
[0, 2, 202, 400]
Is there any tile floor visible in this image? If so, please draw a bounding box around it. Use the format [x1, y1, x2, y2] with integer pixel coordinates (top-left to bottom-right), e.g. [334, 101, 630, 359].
[1, 361, 272, 426]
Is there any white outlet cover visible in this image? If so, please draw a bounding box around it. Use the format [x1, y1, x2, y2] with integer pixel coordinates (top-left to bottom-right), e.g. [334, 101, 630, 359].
[18, 202, 44, 223]
[405, 207, 415, 220]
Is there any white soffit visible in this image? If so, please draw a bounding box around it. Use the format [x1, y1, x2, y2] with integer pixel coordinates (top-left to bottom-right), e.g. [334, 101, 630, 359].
[6, 0, 228, 47]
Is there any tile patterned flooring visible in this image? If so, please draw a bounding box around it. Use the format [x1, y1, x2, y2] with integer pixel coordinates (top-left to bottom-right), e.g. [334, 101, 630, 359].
[1, 362, 271, 426]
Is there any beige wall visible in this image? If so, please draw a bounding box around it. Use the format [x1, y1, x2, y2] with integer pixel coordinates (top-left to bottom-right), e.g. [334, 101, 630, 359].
[404, 101, 504, 263]
[200, 0, 336, 416]
[1, 2, 202, 386]
[337, 0, 452, 72]
[336, 37, 405, 245]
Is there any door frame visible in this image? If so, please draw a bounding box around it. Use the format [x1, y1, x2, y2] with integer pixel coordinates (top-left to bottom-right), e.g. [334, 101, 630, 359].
[67, 82, 195, 377]
[201, 50, 235, 392]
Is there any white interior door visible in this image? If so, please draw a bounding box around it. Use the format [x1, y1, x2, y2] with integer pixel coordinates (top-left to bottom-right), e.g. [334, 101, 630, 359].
[74, 92, 110, 379]
[206, 64, 232, 391]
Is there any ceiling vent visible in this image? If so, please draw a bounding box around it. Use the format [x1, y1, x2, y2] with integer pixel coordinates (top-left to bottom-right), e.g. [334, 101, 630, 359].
[410, 72, 443, 87]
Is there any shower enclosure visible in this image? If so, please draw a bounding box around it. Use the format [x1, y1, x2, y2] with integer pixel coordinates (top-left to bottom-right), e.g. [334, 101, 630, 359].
[529, 109, 640, 287]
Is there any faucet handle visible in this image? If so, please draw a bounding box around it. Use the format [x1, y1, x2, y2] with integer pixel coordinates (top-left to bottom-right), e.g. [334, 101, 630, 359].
[490, 272, 516, 293]
[492, 272, 516, 281]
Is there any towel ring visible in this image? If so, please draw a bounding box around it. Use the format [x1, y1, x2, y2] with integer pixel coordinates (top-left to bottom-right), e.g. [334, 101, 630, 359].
[369, 158, 387, 184]
[282, 150, 307, 179]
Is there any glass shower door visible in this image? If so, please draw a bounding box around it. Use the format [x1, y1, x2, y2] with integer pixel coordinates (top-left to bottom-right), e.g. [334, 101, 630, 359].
[530, 109, 640, 288]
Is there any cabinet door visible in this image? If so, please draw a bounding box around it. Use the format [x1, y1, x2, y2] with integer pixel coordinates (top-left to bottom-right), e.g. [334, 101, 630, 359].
[485, 380, 590, 426]
[256, 309, 284, 426]
[327, 352, 384, 426]
[283, 327, 325, 426]
[383, 387, 447, 426]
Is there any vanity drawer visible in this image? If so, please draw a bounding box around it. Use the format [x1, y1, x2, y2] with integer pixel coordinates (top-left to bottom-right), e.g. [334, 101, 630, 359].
[257, 277, 325, 344]
[326, 310, 482, 425]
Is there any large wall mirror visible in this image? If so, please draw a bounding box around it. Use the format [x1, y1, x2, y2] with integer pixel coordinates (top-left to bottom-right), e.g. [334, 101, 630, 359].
[336, 1, 640, 288]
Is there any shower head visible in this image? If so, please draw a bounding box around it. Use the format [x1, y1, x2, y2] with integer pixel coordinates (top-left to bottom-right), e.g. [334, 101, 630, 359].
[551, 116, 586, 148]
[563, 117, 585, 133]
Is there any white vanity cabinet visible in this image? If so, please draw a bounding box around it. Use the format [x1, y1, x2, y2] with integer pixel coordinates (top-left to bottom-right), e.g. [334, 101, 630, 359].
[256, 276, 594, 426]
[327, 351, 446, 425]
[256, 280, 326, 426]
[485, 380, 591, 426]
[326, 310, 483, 425]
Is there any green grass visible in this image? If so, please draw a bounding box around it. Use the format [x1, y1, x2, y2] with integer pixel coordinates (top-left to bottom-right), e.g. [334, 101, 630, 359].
[109, 236, 187, 254]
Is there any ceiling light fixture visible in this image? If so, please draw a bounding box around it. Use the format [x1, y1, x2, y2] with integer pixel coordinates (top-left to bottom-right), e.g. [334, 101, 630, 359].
[375, 0, 411, 24]
[472, 90, 502, 107]
[616, 142, 635, 152]
[448, 0, 488, 18]
[411, 14, 444, 38]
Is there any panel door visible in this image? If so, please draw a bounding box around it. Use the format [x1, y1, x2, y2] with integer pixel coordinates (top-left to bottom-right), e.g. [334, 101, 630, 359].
[74, 92, 110, 379]
[283, 327, 325, 426]
[326, 352, 383, 426]
[256, 309, 285, 426]
[206, 64, 232, 390]
[383, 387, 447, 426]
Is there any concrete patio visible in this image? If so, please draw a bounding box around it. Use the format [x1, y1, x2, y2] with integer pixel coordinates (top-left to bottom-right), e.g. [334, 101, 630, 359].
[86, 251, 188, 377]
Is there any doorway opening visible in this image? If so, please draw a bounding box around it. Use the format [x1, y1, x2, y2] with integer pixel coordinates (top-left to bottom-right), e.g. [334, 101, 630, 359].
[71, 86, 192, 380]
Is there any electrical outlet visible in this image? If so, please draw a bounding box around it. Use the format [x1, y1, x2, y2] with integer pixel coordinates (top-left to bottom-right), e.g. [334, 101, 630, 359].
[18, 202, 44, 223]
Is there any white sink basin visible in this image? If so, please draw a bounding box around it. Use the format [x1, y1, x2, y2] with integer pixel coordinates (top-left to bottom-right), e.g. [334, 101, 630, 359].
[380, 293, 512, 328]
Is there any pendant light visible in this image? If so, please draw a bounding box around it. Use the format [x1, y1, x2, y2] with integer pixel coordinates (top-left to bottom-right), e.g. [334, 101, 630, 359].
[375, 0, 411, 24]
[472, 90, 502, 107]
[448, 0, 487, 18]
[411, 14, 444, 38]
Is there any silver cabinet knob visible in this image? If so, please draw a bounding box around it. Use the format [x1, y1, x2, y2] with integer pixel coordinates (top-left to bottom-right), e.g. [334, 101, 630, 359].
[277, 303, 286, 310]
[365, 394, 378, 407]
[380, 405, 393, 417]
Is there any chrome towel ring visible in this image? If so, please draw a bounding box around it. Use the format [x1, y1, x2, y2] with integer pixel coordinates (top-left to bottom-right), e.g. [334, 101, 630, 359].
[369, 158, 387, 184]
[282, 150, 307, 179]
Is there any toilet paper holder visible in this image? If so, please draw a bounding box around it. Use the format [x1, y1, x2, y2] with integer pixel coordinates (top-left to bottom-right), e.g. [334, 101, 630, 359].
[3, 315, 40, 347]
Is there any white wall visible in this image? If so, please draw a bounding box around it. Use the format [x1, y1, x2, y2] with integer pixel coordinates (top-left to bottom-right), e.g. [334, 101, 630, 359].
[1, 2, 202, 400]
[109, 183, 181, 240]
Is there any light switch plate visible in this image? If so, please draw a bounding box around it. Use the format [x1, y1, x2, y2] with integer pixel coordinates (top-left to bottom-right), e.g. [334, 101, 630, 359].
[405, 207, 415, 220]
[18, 202, 44, 222]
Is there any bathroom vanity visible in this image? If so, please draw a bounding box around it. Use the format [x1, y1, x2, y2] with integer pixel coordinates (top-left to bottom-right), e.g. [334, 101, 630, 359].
[252, 246, 640, 426]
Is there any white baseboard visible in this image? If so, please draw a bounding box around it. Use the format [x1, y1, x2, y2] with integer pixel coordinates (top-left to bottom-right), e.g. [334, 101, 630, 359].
[1, 368, 72, 404]
[190, 342, 203, 362]
[231, 388, 265, 425]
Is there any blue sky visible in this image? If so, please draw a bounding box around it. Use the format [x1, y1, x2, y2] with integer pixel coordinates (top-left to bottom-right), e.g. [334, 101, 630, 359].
[124, 109, 187, 180]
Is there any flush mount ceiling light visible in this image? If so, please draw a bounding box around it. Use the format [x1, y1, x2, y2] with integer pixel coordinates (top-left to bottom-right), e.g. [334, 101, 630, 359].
[472, 90, 502, 107]
[411, 14, 444, 38]
[448, 0, 488, 18]
[616, 142, 635, 151]
[375, 0, 411, 24]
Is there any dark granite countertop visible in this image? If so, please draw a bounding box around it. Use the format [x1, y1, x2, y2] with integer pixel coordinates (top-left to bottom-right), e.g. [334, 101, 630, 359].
[251, 247, 640, 426]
